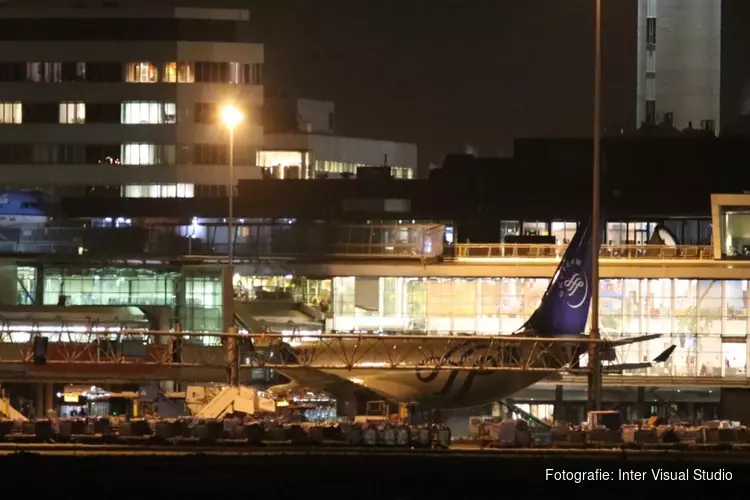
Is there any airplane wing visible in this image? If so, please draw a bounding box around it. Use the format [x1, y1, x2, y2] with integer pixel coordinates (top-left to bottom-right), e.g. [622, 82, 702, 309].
[605, 333, 662, 347]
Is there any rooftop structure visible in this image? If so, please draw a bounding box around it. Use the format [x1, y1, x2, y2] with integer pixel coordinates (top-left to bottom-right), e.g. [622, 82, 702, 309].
[259, 98, 417, 180]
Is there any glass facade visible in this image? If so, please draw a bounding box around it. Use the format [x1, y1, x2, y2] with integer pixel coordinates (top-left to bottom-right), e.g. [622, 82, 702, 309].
[499, 219, 711, 245]
[180, 273, 223, 333]
[332, 277, 750, 377]
[22, 267, 223, 334]
[723, 210, 750, 257]
[42, 268, 176, 307]
[235, 275, 331, 310]
[17, 266, 37, 305]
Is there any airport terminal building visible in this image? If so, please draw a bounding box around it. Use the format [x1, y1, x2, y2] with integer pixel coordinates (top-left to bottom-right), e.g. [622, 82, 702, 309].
[2, 189, 750, 425]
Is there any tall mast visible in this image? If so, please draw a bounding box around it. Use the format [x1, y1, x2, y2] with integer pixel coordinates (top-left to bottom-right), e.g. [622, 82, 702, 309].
[588, 0, 603, 412]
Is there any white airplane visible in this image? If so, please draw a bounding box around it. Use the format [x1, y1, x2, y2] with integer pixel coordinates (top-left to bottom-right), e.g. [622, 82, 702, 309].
[266, 221, 675, 411]
[0, 191, 49, 227]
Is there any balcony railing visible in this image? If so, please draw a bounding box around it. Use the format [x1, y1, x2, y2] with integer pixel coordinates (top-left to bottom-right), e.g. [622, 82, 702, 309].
[453, 243, 713, 260]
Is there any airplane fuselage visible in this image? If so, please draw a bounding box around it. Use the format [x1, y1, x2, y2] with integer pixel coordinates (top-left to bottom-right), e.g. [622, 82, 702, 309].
[274, 334, 573, 410]
[316, 367, 551, 409]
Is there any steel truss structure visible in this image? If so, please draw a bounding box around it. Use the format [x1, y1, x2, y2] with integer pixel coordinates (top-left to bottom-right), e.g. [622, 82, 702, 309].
[0, 331, 633, 376]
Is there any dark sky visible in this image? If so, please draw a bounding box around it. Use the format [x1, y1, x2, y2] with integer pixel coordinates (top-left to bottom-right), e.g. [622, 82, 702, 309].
[138, 0, 638, 168]
[245, 0, 637, 168]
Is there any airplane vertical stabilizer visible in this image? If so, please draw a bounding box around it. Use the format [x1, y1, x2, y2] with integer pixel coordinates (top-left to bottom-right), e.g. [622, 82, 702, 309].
[522, 220, 593, 337]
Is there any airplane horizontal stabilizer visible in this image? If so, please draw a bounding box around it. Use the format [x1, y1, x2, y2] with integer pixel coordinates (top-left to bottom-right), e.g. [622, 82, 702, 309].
[570, 344, 677, 375]
[600, 363, 651, 373]
[607, 333, 661, 347]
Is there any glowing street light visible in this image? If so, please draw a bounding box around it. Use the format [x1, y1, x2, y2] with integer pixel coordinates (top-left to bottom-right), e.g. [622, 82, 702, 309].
[221, 104, 244, 386]
[221, 105, 244, 131]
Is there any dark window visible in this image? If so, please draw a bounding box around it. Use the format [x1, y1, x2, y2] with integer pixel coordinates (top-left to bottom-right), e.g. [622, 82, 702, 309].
[194, 103, 218, 124]
[60, 62, 86, 82]
[86, 103, 121, 123]
[252, 63, 263, 85]
[59, 145, 86, 164]
[701, 119, 715, 132]
[646, 18, 656, 45]
[195, 62, 231, 83]
[0, 144, 31, 164]
[193, 144, 228, 165]
[86, 62, 123, 82]
[0, 62, 26, 82]
[31, 144, 59, 164]
[85, 144, 120, 164]
[645, 100, 656, 127]
[22, 103, 58, 123]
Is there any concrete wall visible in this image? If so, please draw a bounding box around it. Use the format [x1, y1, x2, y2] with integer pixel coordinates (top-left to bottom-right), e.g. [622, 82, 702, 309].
[720, 388, 750, 424]
[296, 99, 335, 134]
[637, 0, 721, 130]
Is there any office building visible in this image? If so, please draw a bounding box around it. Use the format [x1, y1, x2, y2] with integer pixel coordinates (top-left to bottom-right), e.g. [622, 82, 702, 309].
[0, 5, 264, 198]
[636, 0, 721, 131]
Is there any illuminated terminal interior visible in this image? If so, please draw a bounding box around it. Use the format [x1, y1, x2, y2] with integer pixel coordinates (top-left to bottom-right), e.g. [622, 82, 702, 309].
[10, 265, 750, 378]
[329, 276, 749, 377]
[16, 266, 224, 333]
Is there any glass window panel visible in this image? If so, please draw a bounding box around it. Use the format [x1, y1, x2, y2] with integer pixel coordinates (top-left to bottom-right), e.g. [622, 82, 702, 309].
[177, 62, 194, 83]
[697, 280, 722, 334]
[0, 101, 23, 123]
[722, 343, 747, 377]
[600, 279, 622, 334]
[125, 62, 158, 83]
[725, 280, 748, 335]
[163, 62, 177, 83]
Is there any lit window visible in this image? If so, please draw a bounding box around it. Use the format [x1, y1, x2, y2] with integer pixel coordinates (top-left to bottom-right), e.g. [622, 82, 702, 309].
[122, 144, 156, 165]
[163, 62, 177, 83]
[0, 102, 22, 124]
[59, 102, 86, 124]
[125, 62, 158, 83]
[257, 150, 304, 168]
[177, 62, 194, 83]
[122, 183, 194, 198]
[121, 102, 177, 124]
[229, 62, 241, 84]
[121, 144, 175, 165]
[26, 62, 61, 83]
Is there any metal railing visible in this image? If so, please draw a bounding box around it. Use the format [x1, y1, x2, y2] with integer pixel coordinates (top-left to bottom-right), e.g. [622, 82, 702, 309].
[453, 243, 713, 260]
[0, 224, 447, 261]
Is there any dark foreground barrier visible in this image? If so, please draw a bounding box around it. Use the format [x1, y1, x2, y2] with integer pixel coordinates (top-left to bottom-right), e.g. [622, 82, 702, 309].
[0, 418, 453, 449]
[2, 452, 750, 496]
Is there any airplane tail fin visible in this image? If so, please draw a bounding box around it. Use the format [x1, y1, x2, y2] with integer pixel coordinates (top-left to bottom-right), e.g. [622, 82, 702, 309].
[522, 219, 593, 337]
[652, 344, 676, 363]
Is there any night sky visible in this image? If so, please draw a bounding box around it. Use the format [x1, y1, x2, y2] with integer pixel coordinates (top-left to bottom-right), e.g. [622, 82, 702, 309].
[33, 0, 653, 170]
[245, 0, 637, 170]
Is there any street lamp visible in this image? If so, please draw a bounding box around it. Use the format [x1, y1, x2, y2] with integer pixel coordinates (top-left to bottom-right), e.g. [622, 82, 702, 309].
[221, 104, 244, 386]
[588, 0, 603, 412]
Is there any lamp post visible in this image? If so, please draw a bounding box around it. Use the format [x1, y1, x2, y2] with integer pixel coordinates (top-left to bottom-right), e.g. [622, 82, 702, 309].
[221, 104, 244, 386]
[588, 0, 603, 412]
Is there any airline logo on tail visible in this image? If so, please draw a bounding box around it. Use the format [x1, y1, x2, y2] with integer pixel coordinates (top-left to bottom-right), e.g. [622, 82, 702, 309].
[523, 220, 593, 337]
[559, 259, 589, 309]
